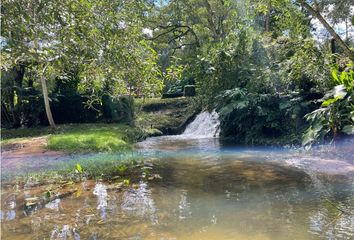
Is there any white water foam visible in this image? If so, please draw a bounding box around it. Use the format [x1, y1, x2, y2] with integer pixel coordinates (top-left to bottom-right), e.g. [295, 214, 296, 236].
[181, 110, 220, 138]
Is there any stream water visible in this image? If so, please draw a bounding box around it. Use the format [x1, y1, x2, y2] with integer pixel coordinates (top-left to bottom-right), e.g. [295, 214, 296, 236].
[1, 112, 354, 239]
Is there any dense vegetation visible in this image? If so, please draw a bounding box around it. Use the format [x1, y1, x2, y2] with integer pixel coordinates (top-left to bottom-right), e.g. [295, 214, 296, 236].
[1, 0, 354, 146]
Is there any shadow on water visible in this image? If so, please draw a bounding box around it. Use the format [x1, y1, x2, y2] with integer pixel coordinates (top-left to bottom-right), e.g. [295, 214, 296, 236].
[1, 137, 354, 239]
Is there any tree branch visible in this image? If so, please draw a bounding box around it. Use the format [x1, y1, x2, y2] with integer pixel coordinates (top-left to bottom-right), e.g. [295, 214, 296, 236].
[299, 0, 354, 60]
[151, 24, 200, 47]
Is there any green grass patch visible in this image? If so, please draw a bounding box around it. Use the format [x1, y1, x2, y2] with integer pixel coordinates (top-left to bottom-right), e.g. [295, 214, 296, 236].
[1, 123, 145, 153]
[47, 124, 145, 153]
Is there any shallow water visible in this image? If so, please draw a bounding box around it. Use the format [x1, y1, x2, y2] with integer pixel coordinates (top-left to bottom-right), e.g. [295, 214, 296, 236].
[1, 137, 354, 239]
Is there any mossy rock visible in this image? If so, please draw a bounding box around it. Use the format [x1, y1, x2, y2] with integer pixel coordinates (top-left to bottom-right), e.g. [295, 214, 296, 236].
[135, 97, 200, 135]
[144, 128, 163, 137]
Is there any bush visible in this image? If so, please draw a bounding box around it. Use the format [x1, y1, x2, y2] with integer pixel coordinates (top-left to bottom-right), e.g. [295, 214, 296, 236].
[102, 95, 134, 124]
[217, 88, 316, 145]
[302, 66, 354, 146]
[51, 95, 99, 124]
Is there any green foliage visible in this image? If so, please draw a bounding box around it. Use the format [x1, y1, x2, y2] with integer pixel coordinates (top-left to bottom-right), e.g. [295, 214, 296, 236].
[2, 0, 353, 147]
[163, 64, 185, 93]
[218, 88, 313, 144]
[75, 164, 83, 173]
[303, 65, 354, 147]
[102, 95, 135, 124]
[254, 0, 311, 38]
[116, 164, 128, 174]
[1, 0, 163, 128]
[123, 179, 130, 186]
[331, 68, 354, 91]
[51, 94, 99, 124]
[193, 33, 330, 106]
[167, 77, 193, 94]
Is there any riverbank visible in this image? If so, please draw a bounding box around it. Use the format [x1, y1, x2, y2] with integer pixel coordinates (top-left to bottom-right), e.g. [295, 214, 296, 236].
[1, 123, 144, 154]
[1, 97, 198, 154]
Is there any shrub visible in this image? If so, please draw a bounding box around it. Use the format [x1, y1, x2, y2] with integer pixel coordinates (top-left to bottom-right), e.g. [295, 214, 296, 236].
[102, 95, 134, 124]
[302, 66, 354, 147]
[217, 88, 315, 145]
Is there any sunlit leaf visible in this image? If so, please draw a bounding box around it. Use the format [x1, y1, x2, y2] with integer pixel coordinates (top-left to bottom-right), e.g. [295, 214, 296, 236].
[76, 164, 83, 173]
[342, 125, 354, 135]
[321, 98, 338, 107]
[332, 69, 339, 83]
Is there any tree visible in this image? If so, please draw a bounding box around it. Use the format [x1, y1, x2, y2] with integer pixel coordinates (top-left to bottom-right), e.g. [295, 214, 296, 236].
[298, 0, 354, 60]
[1, 0, 163, 128]
[1, 0, 77, 128]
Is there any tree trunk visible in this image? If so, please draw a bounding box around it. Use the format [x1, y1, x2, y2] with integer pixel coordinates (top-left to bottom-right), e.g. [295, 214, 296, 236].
[345, 18, 348, 41]
[40, 67, 56, 129]
[265, 13, 270, 32]
[7, 88, 20, 128]
[31, 14, 56, 129]
[299, 0, 354, 60]
[13, 64, 26, 126]
[1, 101, 12, 125]
[264, 2, 271, 32]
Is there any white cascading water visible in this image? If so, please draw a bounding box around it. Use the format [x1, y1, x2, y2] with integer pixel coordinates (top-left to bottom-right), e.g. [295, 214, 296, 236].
[181, 110, 220, 138]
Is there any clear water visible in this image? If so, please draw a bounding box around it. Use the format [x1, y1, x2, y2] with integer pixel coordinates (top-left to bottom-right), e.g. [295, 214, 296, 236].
[1, 137, 354, 240]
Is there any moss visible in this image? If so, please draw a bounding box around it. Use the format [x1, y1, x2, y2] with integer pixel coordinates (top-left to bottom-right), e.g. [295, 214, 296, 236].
[144, 128, 163, 137]
[135, 97, 200, 134]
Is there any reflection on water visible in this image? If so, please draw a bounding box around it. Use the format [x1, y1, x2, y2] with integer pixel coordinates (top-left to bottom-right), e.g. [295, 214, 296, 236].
[93, 183, 108, 220]
[121, 181, 158, 224]
[1, 137, 354, 239]
[45, 199, 61, 211]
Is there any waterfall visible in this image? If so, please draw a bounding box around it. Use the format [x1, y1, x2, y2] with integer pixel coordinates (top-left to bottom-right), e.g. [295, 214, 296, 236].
[181, 110, 220, 138]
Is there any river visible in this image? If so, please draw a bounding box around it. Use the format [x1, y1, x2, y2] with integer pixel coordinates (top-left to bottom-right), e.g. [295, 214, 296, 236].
[1, 134, 354, 239]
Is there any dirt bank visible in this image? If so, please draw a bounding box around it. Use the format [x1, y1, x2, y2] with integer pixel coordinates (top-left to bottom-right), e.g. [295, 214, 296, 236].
[1, 137, 63, 170]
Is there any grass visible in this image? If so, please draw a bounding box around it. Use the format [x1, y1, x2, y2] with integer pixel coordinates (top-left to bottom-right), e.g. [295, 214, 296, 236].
[1, 123, 145, 153]
[48, 124, 145, 153]
[1, 126, 54, 144]
[2, 152, 151, 184]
